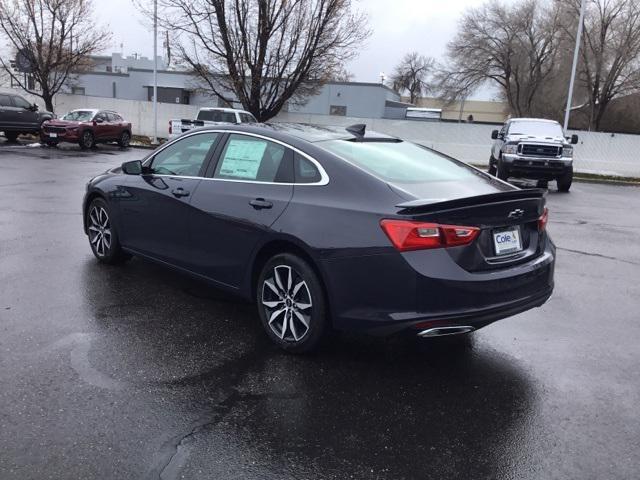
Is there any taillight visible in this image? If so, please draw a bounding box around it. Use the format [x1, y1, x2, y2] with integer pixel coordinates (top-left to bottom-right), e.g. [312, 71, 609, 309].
[169, 121, 172, 134]
[380, 219, 480, 252]
[538, 207, 549, 232]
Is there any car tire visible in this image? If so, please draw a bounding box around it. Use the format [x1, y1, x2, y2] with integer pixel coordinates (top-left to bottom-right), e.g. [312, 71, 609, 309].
[496, 160, 510, 181]
[557, 167, 573, 192]
[256, 253, 328, 353]
[5, 131, 19, 143]
[86, 197, 131, 264]
[79, 130, 94, 150]
[118, 131, 131, 148]
[488, 155, 497, 176]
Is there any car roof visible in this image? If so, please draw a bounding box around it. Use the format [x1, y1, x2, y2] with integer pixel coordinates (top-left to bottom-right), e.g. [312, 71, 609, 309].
[199, 107, 252, 114]
[247, 123, 398, 143]
[509, 118, 560, 124]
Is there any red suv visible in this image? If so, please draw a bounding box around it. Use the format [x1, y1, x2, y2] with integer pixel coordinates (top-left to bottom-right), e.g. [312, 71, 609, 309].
[41, 109, 132, 149]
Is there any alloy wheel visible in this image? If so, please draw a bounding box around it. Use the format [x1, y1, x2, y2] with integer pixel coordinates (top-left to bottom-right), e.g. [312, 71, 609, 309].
[261, 265, 313, 342]
[88, 206, 111, 257]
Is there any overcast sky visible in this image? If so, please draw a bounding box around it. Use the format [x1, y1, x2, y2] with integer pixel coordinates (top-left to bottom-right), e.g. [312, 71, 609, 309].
[95, 0, 497, 99]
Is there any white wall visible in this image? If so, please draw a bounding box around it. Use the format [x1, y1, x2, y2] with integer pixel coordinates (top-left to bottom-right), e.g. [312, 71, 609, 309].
[3, 88, 639, 178]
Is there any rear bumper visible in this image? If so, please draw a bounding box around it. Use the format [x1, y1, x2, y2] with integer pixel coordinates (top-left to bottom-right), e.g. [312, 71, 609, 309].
[502, 154, 572, 179]
[321, 238, 555, 335]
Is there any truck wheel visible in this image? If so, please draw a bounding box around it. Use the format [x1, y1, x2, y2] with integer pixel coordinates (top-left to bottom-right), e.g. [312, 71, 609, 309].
[557, 167, 573, 193]
[5, 131, 19, 143]
[496, 160, 510, 181]
[488, 155, 497, 176]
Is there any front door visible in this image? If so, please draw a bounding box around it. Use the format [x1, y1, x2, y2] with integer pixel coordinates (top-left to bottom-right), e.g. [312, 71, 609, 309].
[11, 95, 39, 130]
[188, 133, 294, 287]
[117, 132, 221, 266]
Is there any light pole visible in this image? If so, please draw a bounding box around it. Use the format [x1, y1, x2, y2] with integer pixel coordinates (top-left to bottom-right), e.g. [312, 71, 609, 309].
[152, 0, 158, 145]
[563, 0, 586, 132]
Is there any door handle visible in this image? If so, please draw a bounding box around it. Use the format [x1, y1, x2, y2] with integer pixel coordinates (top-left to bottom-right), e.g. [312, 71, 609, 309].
[171, 187, 190, 198]
[249, 198, 273, 210]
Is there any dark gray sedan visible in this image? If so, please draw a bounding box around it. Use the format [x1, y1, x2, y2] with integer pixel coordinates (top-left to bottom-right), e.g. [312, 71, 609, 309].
[83, 123, 555, 352]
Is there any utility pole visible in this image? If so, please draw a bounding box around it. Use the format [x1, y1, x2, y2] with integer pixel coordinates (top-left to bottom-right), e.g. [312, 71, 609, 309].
[563, 0, 586, 132]
[152, 0, 158, 145]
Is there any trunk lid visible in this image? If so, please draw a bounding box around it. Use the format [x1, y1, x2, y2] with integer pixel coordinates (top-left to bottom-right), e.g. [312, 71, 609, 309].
[395, 188, 547, 272]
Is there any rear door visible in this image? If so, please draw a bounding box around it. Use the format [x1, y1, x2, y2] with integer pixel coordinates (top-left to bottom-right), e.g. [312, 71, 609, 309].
[11, 95, 39, 129]
[117, 132, 221, 266]
[93, 111, 110, 140]
[188, 132, 294, 286]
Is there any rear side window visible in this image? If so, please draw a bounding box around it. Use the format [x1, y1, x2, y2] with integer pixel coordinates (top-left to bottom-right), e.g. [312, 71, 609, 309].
[240, 113, 256, 123]
[0, 95, 11, 107]
[197, 110, 236, 123]
[150, 133, 219, 176]
[214, 134, 292, 183]
[320, 140, 477, 183]
[294, 153, 322, 184]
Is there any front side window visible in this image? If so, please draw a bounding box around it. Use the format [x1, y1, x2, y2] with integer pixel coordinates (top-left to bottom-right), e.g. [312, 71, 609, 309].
[214, 134, 291, 182]
[94, 112, 107, 122]
[12, 96, 31, 109]
[150, 133, 219, 176]
[62, 110, 95, 122]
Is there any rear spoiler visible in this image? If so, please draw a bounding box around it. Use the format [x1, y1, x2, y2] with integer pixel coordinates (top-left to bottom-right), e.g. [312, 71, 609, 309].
[396, 188, 546, 214]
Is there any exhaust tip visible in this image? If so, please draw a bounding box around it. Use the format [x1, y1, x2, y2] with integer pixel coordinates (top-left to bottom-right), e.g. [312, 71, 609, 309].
[417, 326, 475, 338]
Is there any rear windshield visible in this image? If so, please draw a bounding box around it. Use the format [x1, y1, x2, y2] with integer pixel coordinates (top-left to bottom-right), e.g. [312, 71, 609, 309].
[508, 121, 563, 137]
[63, 110, 95, 121]
[197, 110, 236, 123]
[320, 140, 478, 183]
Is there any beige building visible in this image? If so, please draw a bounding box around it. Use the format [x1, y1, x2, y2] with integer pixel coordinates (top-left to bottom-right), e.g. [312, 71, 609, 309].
[403, 96, 509, 124]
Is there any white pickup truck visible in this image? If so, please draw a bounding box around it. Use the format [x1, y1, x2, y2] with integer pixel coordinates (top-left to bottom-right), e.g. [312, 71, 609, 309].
[168, 107, 257, 139]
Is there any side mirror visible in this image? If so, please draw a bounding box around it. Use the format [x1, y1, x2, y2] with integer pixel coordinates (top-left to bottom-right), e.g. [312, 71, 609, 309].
[571, 134, 579, 145]
[491, 130, 499, 140]
[30, 103, 39, 111]
[122, 160, 142, 175]
[94, 118, 104, 124]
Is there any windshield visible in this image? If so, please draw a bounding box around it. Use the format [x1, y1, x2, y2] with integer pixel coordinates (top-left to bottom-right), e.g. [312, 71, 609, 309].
[197, 110, 236, 123]
[508, 121, 563, 137]
[62, 110, 95, 122]
[320, 140, 479, 183]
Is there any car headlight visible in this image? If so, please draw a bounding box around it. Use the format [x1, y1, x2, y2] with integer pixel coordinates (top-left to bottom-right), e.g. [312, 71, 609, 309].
[563, 146, 573, 157]
[502, 144, 518, 155]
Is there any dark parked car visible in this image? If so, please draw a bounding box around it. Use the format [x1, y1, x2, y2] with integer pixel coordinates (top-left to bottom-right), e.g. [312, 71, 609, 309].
[83, 124, 555, 352]
[0, 92, 53, 141]
[41, 109, 132, 149]
[490, 118, 579, 192]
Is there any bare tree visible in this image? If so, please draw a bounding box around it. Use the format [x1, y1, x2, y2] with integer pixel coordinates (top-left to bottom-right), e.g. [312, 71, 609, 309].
[389, 52, 435, 104]
[0, 0, 110, 112]
[563, 0, 640, 130]
[140, 0, 370, 122]
[437, 0, 562, 117]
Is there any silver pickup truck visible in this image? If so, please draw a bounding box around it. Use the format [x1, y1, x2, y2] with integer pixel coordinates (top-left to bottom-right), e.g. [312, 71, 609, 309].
[489, 118, 579, 192]
[168, 107, 257, 139]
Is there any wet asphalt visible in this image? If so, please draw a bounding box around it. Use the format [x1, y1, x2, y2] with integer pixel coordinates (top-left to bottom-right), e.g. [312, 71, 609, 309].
[0, 140, 639, 480]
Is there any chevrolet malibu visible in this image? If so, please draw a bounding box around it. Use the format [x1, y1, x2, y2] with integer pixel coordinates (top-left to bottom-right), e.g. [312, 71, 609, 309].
[82, 124, 555, 353]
